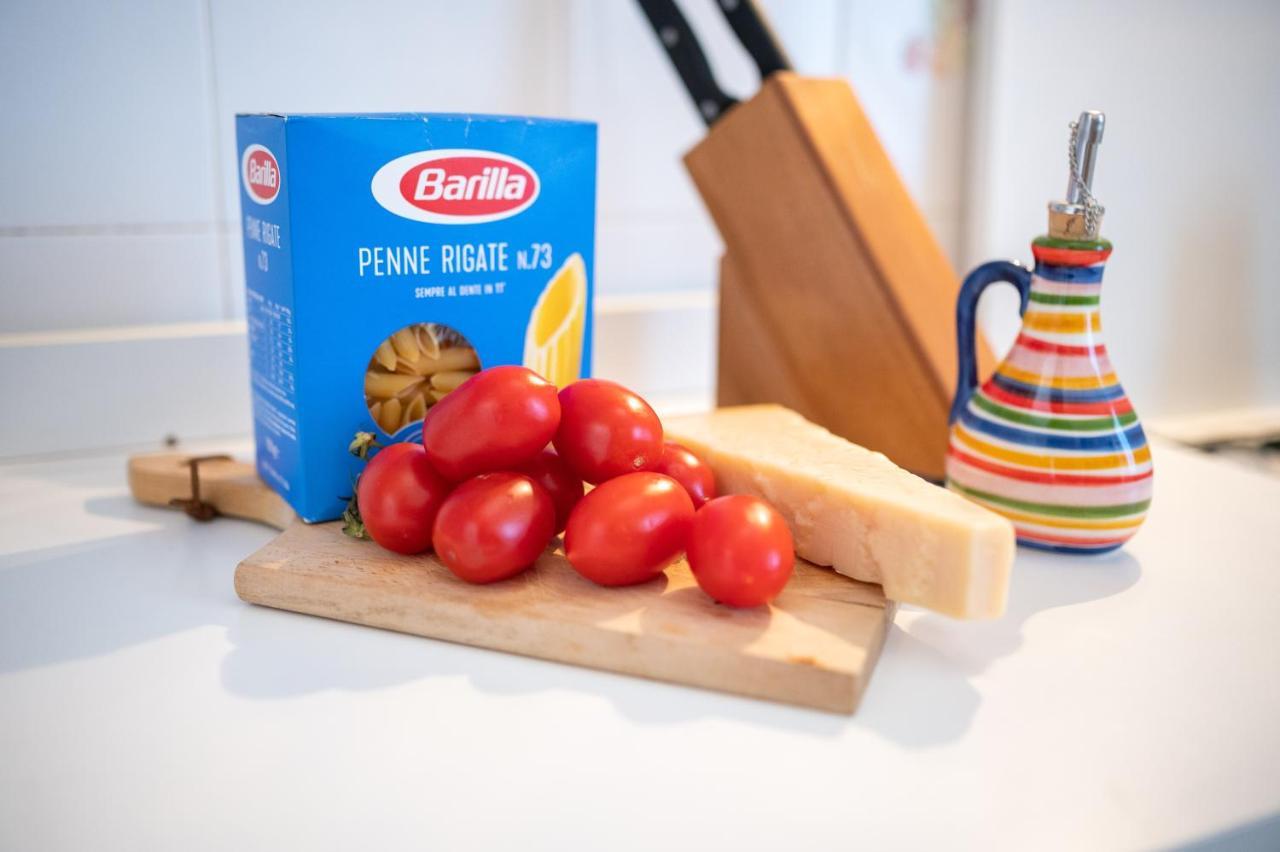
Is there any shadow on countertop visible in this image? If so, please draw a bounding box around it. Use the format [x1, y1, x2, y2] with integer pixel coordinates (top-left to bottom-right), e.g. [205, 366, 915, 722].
[6, 492, 1140, 744]
[853, 548, 1142, 748]
[1176, 811, 1280, 851]
[0, 494, 272, 675]
[12, 494, 843, 736]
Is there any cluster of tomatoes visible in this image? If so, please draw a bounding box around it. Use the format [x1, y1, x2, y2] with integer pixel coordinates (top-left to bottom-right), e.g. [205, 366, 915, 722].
[355, 366, 795, 607]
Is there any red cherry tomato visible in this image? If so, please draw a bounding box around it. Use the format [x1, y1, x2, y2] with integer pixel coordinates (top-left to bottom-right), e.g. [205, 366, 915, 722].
[687, 495, 794, 608]
[553, 379, 663, 484]
[356, 442, 452, 555]
[651, 442, 717, 508]
[564, 472, 694, 586]
[432, 472, 555, 584]
[422, 366, 560, 481]
[517, 448, 584, 533]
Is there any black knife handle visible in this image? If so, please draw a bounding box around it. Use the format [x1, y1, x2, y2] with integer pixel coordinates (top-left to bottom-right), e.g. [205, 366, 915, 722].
[637, 0, 738, 125]
[714, 0, 791, 77]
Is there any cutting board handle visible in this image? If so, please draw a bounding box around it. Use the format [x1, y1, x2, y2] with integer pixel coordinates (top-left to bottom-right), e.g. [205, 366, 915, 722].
[127, 452, 296, 530]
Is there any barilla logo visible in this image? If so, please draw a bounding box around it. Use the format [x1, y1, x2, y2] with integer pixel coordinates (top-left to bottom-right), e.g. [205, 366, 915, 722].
[371, 149, 539, 224]
[241, 144, 280, 205]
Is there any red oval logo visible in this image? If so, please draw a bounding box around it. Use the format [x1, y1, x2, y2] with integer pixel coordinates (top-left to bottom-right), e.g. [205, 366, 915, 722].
[242, 144, 280, 205]
[399, 156, 535, 216]
[371, 150, 540, 224]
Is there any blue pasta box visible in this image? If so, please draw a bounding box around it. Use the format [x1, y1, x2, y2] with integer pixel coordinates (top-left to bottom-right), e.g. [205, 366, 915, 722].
[235, 113, 597, 522]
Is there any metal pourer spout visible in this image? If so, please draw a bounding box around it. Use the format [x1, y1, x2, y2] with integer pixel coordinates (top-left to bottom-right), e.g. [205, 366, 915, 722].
[1049, 110, 1106, 240]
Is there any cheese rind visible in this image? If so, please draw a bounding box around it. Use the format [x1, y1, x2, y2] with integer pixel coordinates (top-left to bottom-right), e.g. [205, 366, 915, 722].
[665, 406, 1015, 619]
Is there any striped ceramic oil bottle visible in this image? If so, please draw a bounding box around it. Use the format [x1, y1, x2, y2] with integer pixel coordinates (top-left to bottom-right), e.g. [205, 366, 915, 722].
[945, 112, 1151, 554]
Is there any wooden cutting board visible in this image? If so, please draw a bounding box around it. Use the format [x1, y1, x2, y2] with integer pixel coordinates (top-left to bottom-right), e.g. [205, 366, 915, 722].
[129, 452, 894, 713]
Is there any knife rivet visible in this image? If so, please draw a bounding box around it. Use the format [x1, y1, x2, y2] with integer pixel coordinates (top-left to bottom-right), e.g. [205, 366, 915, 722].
[700, 100, 719, 120]
[660, 25, 679, 47]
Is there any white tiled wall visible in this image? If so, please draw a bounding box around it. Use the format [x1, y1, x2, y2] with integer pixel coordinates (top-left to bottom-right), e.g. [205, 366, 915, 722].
[0, 0, 971, 334]
[0, 1, 219, 229]
[0, 231, 227, 330]
[0, 0, 226, 332]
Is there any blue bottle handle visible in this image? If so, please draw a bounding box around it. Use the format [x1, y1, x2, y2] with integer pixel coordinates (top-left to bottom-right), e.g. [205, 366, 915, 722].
[949, 260, 1032, 425]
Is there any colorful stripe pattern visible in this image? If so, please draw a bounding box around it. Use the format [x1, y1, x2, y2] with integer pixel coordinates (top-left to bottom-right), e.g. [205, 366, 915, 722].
[946, 238, 1152, 554]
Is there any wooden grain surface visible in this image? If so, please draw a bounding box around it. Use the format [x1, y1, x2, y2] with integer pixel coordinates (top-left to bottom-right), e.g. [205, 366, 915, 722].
[236, 522, 893, 713]
[686, 72, 993, 480]
[129, 452, 895, 714]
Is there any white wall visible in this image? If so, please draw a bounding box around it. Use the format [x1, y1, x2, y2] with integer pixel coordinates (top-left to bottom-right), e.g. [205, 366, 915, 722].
[966, 0, 1280, 418]
[0, 0, 973, 454]
[0, 0, 969, 335]
[7, 0, 1273, 453]
[0, 0, 228, 330]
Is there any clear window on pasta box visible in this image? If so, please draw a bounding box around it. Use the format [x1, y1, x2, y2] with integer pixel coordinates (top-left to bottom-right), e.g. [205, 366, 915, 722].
[237, 113, 596, 522]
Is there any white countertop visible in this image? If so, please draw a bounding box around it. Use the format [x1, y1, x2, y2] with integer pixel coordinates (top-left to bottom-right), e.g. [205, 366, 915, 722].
[2, 437, 1278, 851]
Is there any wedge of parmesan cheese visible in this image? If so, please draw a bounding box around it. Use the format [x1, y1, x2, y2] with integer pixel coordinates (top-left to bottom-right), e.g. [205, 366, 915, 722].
[665, 405, 1015, 619]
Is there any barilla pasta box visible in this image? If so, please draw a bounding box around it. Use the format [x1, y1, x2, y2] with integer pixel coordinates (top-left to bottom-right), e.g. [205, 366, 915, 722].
[235, 113, 597, 522]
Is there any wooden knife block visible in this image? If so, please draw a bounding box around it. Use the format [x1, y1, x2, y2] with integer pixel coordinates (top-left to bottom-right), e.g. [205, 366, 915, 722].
[684, 72, 992, 480]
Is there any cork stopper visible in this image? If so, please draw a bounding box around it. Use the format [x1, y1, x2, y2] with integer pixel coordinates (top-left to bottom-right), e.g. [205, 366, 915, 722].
[1048, 201, 1103, 241]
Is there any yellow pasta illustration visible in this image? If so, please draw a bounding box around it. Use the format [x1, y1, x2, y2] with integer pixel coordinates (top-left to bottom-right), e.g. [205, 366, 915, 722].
[363, 322, 480, 434]
[523, 252, 586, 387]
